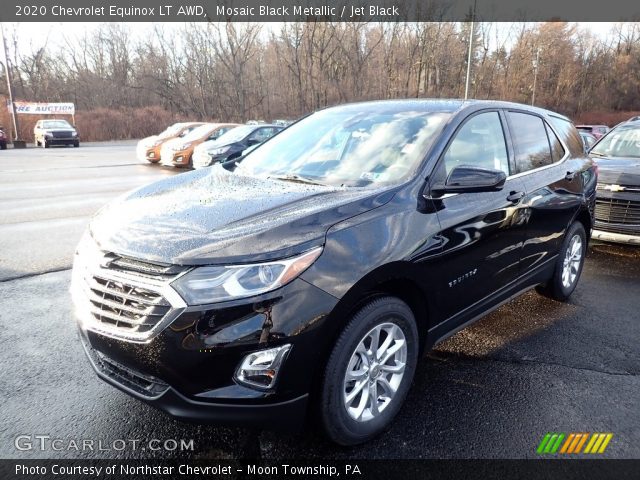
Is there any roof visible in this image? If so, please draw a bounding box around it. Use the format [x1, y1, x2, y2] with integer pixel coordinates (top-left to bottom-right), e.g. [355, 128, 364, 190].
[322, 98, 570, 122]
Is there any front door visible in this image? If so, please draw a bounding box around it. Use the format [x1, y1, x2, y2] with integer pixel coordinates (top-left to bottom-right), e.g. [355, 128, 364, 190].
[428, 110, 528, 322]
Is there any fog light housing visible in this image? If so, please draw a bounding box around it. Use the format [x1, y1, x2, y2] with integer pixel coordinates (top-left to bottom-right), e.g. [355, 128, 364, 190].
[235, 344, 292, 390]
[148, 152, 155, 158]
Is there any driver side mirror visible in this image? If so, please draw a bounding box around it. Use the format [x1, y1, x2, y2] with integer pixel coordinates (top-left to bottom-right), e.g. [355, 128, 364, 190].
[431, 165, 507, 195]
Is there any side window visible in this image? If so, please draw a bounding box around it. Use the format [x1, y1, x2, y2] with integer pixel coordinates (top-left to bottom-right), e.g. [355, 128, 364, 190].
[507, 112, 552, 173]
[545, 122, 565, 162]
[208, 128, 228, 141]
[548, 116, 584, 157]
[248, 128, 274, 143]
[443, 111, 509, 175]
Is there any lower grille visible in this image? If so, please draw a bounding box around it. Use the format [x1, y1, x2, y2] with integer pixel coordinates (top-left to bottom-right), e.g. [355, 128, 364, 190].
[92, 347, 168, 397]
[51, 130, 74, 138]
[594, 197, 640, 234]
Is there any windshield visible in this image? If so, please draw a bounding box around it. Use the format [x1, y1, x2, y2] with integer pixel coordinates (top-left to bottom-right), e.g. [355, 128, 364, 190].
[590, 125, 640, 158]
[42, 120, 72, 129]
[181, 124, 218, 142]
[212, 125, 256, 145]
[236, 107, 451, 187]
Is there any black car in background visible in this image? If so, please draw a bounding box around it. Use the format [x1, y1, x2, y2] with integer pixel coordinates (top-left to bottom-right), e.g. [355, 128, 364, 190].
[589, 117, 640, 244]
[579, 131, 597, 152]
[72, 100, 596, 445]
[192, 124, 283, 168]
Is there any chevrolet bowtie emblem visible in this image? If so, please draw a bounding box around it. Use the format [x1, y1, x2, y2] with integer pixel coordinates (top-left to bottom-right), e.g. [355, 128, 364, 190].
[604, 184, 626, 192]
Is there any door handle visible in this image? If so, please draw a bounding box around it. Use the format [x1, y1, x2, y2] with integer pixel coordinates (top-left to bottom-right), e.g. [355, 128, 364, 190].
[507, 191, 525, 203]
[565, 171, 576, 181]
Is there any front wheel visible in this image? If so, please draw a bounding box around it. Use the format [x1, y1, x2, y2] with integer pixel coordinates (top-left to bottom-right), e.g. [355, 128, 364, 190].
[320, 296, 418, 445]
[73, 141, 80, 148]
[537, 222, 587, 301]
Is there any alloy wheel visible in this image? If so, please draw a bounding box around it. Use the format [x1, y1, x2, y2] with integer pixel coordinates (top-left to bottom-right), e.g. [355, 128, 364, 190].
[342, 322, 407, 422]
[562, 234, 583, 288]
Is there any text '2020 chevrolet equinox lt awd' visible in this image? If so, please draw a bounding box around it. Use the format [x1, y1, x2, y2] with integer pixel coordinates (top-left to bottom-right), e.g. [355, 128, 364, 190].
[72, 100, 597, 445]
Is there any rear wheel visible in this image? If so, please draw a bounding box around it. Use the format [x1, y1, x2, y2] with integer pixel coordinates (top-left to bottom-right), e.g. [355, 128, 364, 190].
[320, 296, 418, 445]
[537, 222, 586, 301]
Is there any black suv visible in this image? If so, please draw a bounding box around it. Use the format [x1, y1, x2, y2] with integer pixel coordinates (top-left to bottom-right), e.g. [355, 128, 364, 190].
[72, 100, 596, 445]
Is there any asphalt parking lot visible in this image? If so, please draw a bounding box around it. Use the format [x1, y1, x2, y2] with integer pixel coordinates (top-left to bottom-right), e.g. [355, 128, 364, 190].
[0, 143, 638, 460]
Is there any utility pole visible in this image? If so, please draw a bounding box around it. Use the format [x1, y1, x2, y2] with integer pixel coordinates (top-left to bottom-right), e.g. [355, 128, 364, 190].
[464, 0, 477, 100]
[1, 23, 22, 145]
[531, 48, 540, 106]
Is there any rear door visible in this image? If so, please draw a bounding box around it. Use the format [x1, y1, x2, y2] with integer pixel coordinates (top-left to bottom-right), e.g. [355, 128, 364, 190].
[428, 110, 528, 321]
[505, 111, 584, 272]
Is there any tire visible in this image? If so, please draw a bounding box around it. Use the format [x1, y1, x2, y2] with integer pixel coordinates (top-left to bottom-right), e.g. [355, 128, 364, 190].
[42, 139, 49, 149]
[320, 296, 419, 445]
[0, 142, 6, 150]
[537, 222, 587, 301]
[73, 141, 80, 148]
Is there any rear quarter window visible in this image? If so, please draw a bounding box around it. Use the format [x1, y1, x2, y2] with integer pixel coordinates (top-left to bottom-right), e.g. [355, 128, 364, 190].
[548, 116, 584, 157]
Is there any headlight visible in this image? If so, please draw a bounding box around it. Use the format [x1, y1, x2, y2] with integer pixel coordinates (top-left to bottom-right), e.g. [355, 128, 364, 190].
[208, 146, 230, 157]
[172, 247, 322, 305]
[71, 130, 78, 137]
[70, 230, 102, 306]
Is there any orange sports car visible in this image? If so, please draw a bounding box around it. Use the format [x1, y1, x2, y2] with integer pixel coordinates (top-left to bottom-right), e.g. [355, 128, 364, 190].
[136, 122, 205, 163]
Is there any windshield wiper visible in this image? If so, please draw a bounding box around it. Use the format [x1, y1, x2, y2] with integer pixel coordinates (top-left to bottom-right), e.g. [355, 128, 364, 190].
[270, 174, 327, 186]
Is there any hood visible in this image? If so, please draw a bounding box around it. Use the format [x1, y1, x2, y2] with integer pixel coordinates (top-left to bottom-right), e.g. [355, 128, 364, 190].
[139, 135, 159, 148]
[90, 167, 395, 265]
[595, 156, 640, 186]
[162, 137, 183, 150]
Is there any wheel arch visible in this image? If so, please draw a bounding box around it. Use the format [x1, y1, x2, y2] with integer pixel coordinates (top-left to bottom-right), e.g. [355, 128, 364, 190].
[574, 207, 593, 238]
[309, 265, 431, 402]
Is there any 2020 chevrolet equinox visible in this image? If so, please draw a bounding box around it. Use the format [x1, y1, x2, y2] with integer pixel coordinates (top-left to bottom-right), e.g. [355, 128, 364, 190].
[72, 100, 597, 445]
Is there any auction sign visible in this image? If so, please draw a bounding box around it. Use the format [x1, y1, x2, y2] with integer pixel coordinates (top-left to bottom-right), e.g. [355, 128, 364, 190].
[8, 101, 75, 115]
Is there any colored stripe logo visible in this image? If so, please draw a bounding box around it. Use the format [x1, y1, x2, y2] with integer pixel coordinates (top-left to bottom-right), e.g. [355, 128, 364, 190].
[537, 433, 613, 454]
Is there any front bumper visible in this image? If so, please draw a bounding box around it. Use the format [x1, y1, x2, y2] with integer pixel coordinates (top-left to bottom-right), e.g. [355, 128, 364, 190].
[138, 149, 160, 162]
[592, 229, 640, 245]
[75, 278, 338, 429]
[160, 151, 191, 167]
[46, 137, 78, 145]
[80, 334, 308, 429]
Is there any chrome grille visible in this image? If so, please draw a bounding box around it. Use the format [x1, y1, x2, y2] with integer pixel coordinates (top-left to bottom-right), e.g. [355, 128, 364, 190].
[86, 276, 171, 332]
[594, 197, 640, 234]
[73, 249, 187, 342]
